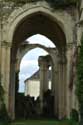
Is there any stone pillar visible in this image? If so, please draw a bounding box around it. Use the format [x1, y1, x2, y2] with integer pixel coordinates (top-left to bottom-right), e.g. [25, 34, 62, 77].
[49, 49, 59, 117]
[51, 65, 56, 94]
[58, 62, 63, 119]
[51, 60, 58, 116]
[8, 58, 16, 120]
[38, 56, 50, 93]
[8, 56, 20, 120]
[57, 51, 67, 119]
[62, 61, 67, 117]
[0, 38, 1, 73]
[38, 56, 50, 112]
[66, 43, 73, 118]
[1, 41, 11, 113]
[52, 65, 59, 117]
[48, 48, 67, 119]
[0, 19, 3, 72]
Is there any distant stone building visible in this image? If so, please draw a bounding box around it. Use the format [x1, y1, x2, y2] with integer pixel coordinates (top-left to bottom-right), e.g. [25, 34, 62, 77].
[24, 69, 52, 99]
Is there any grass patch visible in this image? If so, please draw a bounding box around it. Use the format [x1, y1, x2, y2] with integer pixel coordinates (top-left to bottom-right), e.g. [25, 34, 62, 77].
[10, 119, 78, 125]
[0, 122, 9, 125]
[0, 119, 78, 125]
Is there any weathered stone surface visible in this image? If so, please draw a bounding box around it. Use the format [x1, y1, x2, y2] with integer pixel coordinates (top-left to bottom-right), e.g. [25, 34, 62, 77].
[0, 0, 82, 120]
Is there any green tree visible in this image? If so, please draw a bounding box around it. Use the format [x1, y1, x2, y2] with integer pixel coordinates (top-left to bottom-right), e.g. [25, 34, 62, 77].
[3, 0, 78, 6]
[77, 34, 83, 125]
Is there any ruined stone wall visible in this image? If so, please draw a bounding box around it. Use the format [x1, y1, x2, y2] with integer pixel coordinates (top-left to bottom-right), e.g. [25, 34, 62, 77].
[0, 0, 81, 119]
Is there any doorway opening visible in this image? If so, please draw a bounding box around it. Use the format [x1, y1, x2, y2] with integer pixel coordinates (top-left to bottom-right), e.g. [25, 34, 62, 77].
[15, 34, 55, 119]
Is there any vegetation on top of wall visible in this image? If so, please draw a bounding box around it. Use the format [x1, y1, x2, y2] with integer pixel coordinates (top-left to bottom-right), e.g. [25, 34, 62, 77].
[76, 34, 83, 125]
[3, 0, 78, 8]
[46, 0, 77, 8]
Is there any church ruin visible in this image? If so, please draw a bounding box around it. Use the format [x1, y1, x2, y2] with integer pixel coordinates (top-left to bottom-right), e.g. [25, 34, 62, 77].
[0, 0, 83, 120]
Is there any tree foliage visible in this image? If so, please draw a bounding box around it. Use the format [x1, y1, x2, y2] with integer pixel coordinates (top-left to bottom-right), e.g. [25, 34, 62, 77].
[76, 34, 83, 125]
[2, 0, 78, 8]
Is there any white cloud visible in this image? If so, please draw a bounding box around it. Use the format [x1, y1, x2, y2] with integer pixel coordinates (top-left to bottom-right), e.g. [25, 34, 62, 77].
[21, 48, 48, 61]
[27, 34, 55, 48]
[19, 82, 25, 92]
[19, 66, 39, 80]
[20, 60, 38, 70]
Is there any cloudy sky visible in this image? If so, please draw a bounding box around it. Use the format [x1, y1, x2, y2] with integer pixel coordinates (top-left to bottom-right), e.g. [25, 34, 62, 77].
[19, 34, 55, 92]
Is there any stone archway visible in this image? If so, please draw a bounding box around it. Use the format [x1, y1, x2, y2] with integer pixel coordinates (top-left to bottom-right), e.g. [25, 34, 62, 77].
[15, 43, 56, 117]
[1, 2, 75, 120]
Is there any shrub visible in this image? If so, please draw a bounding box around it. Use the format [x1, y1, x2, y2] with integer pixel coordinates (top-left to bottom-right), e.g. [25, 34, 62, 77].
[70, 109, 79, 122]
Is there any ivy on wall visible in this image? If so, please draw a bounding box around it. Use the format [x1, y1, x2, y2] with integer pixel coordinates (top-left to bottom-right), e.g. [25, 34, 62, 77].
[0, 74, 4, 103]
[76, 34, 83, 125]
